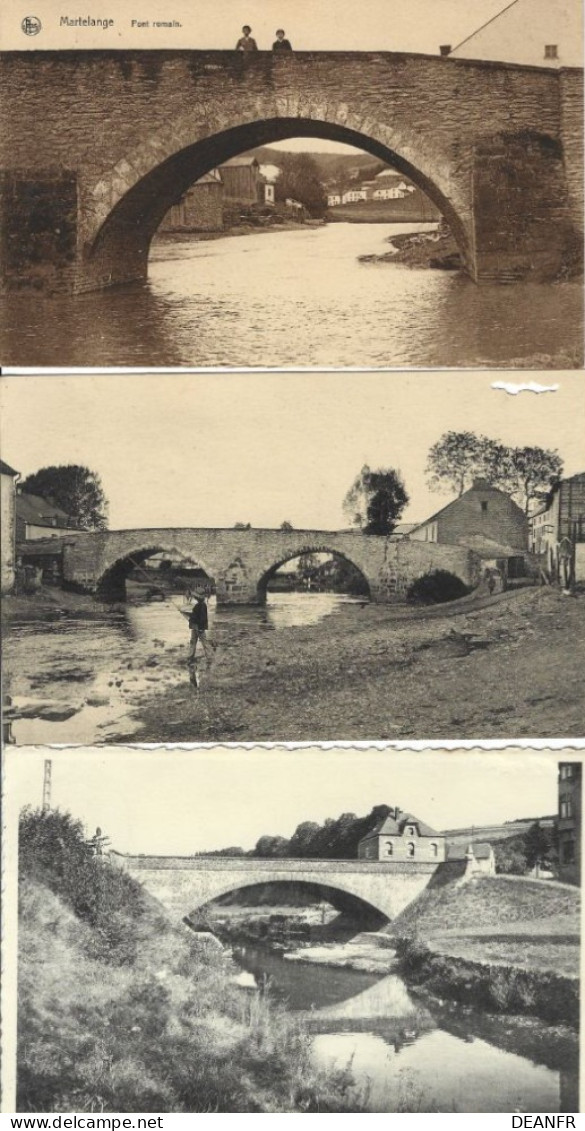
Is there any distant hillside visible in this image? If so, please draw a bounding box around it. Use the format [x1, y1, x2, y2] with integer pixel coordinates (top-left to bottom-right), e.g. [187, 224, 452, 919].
[249, 146, 388, 186]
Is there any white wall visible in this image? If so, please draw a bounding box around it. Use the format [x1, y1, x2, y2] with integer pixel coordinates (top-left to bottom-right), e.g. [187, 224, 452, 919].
[450, 0, 583, 68]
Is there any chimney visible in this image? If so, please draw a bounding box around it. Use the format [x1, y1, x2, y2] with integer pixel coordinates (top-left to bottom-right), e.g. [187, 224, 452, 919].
[394, 806, 401, 821]
[439, 44, 451, 56]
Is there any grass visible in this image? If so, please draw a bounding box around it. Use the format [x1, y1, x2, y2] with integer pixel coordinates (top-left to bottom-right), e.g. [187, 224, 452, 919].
[17, 878, 367, 1112]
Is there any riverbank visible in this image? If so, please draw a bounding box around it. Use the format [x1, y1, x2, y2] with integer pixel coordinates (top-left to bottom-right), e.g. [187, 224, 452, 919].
[19, 871, 364, 1112]
[5, 586, 584, 742]
[126, 586, 585, 742]
[152, 217, 323, 250]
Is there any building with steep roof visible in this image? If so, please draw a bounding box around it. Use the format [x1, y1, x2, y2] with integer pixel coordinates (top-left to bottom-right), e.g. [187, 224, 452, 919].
[529, 472, 585, 583]
[16, 490, 78, 542]
[357, 806, 446, 863]
[409, 479, 529, 578]
[1, 459, 19, 592]
[448, 0, 583, 68]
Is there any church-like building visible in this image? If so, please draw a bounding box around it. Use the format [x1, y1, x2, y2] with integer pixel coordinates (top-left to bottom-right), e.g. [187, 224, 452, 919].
[357, 807, 446, 863]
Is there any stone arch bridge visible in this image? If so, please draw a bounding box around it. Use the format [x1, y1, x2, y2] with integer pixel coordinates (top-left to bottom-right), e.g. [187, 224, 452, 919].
[59, 526, 480, 604]
[1, 50, 582, 291]
[111, 854, 439, 923]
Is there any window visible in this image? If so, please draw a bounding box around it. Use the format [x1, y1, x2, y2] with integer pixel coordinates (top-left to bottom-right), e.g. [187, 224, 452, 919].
[544, 44, 558, 58]
[386, 841, 394, 856]
[406, 825, 415, 837]
[407, 842, 415, 858]
[562, 840, 575, 864]
[560, 765, 575, 779]
[481, 501, 488, 513]
[430, 842, 438, 857]
[560, 799, 573, 819]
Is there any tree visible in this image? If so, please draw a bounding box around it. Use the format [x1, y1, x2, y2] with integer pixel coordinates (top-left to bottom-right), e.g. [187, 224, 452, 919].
[20, 464, 108, 530]
[425, 433, 564, 510]
[499, 446, 563, 514]
[280, 520, 294, 531]
[253, 835, 290, 858]
[274, 153, 327, 217]
[425, 432, 505, 497]
[523, 821, 555, 871]
[343, 465, 409, 535]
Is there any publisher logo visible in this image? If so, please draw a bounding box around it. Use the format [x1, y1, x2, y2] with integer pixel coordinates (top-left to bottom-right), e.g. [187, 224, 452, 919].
[21, 15, 42, 34]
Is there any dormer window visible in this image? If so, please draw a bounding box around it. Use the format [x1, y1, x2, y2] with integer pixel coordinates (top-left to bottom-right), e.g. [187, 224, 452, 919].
[405, 825, 415, 837]
[544, 44, 558, 59]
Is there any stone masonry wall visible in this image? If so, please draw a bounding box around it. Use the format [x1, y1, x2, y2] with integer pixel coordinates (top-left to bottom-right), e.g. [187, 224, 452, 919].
[61, 527, 480, 603]
[0, 50, 570, 289]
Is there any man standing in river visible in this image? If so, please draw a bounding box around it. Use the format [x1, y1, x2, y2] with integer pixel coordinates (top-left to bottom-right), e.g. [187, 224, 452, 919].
[180, 591, 216, 687]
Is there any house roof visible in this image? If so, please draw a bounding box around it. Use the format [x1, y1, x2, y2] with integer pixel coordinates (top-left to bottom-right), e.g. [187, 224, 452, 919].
[450, 0, 519, 53]
[0, 460, 19, 477]
[408, 480, 524, 535]
[461, 534, 527, 559]
[375, 169, 401, 180]
[361, 809, 441, 841]
[16, 491, 71, 527]
[193, 170, 223, 185]
[447, 842, 493, 861]
[220, 156, 259, 168]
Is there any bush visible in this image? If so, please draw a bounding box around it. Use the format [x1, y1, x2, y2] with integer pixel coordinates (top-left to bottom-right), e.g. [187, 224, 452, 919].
[406, 570, 470, 606]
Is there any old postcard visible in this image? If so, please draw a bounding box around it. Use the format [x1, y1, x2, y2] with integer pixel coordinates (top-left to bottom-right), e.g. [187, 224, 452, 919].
[1, 744, 581, 1113]
[1, 369, 584, 745]
[0, 0, 583, 367]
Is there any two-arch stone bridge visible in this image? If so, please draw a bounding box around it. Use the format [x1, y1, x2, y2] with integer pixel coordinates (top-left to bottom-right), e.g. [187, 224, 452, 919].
[111, 854, 439, 924]
[59, 526, 480, 604]
[1, 50, 582, 291]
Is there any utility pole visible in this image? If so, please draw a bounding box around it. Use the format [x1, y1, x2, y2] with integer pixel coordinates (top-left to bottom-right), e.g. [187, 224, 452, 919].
[42, 759, 52, 811]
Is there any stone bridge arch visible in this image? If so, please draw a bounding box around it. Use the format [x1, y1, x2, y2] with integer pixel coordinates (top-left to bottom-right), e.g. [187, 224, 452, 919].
[112, 856, 437, 923]
[96, 542, 217, 602]
[1, 51, 582, 290]
[255, 539, 373, 603]
[87, 108, 473, 286]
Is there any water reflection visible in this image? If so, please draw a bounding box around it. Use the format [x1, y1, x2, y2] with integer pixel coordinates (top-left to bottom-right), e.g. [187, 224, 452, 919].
[5, 591, 364, 743]
[1, 223, 581, 367]
[231, 943, 566, 1113]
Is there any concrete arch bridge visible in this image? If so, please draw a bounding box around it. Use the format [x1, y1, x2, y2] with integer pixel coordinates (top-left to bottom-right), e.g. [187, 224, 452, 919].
[60, 526, 480, 604]
[111, 854, 440, 924]
[0, 50, 582, 291]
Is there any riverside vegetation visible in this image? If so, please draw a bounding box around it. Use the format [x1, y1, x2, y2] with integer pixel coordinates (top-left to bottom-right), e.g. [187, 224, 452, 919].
[17, 808, 364, 1113]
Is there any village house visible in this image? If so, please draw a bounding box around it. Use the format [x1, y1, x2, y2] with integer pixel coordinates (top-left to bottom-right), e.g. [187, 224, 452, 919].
[342, 188, 367, 204]
[357, 807, 446, 863]
[371, 169, 413, 201]
[447, 0, 583, 68]
[408, 479, 529, 580]
[528, 472, 585, 584]
[16, 488, 77, 542]
[1, 459, 19, 593]
[219, 156, 268, 207]
[161, 169, 224, 233]
[327, 192, 342, 207]
[446, 842, 496, 876]
[557, 763, 582, 886]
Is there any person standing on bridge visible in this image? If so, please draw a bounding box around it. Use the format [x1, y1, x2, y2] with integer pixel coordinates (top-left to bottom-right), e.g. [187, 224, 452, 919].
[272, 29, 292, 50]
[180, 590, 216, 687]
[236, 25, 258, 51]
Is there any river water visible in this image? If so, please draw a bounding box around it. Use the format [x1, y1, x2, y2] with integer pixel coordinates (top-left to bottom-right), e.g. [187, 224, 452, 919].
[1, 224, 581, 368]
[5, 591, 363, 744]
[232, 942, 575, 1113]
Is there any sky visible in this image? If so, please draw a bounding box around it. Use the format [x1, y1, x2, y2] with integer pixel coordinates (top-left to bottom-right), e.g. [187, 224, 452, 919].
[2, 372, 583, 530]
[4, 747, 563, 855]
[0, 0, 510, 55]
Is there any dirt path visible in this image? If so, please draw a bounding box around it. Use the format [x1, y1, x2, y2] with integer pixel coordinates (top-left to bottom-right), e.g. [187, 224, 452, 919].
[131, 588, 584, 743]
